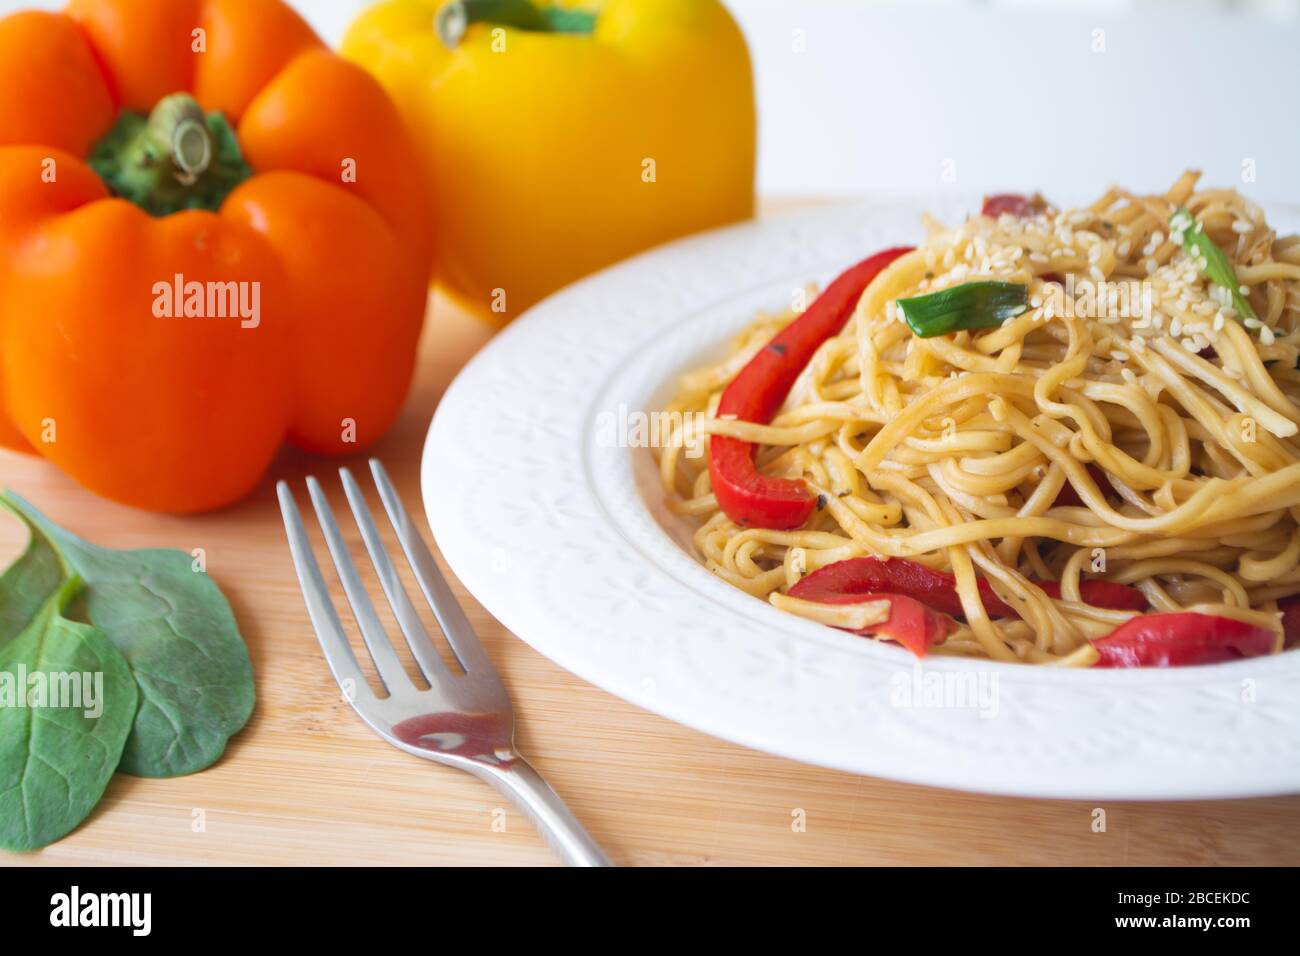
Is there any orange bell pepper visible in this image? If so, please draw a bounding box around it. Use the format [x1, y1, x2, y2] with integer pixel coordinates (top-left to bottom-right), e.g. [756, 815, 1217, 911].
[0, 0, 433, 513]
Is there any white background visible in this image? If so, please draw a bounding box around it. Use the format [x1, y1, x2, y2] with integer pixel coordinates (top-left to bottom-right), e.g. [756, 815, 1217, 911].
[4, 0, 1298, 201]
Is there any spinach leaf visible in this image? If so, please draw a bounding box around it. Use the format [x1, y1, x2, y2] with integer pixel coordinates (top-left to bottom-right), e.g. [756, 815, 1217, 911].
[0, 578, 138, 852]
[0, 513, 63, 644]
[0, 494, 254, 778]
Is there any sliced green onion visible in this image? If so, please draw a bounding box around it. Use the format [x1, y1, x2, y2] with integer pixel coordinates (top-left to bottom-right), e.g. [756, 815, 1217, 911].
[896, 281, 1028, 338]
[1169, 206, 1257, 322]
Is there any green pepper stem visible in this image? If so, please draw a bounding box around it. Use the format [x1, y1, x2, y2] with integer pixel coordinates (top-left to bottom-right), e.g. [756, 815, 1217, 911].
[148, 94, 213, 180]
[88, 93, 252, 217]
[436, 0, 597, 49]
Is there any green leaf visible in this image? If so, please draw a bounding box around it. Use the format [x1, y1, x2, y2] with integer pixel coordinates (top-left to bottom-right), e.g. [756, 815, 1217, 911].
[0, 578, 138, 852]
[0, 494, 254, 778]
[1169, 207, 1258, 323]
[0, 516, 64, 646]
[897, 280, 1029, 338]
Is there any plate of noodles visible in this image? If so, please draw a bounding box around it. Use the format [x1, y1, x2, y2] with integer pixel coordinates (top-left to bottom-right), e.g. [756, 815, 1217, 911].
[424, 173, 1300, 798]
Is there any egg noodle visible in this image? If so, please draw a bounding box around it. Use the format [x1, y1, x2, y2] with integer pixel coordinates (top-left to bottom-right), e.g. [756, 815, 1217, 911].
[656, 172, 1300, 665]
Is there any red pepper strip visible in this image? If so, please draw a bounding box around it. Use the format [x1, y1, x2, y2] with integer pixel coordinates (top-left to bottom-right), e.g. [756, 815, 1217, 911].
[789, 556, 1146, 618]
[1052, 464, 1114, 508]
[806, 592, 957, 658]
[708, 247, 913, 530]
[1279, 596, 1300, 650]
[1038, 579, 1148, 612]
[982, 193, 1048, 218]
[1092, 613, 1277, 668]
[791, 556, 985, 616]
[1051, 484, 1085, 508]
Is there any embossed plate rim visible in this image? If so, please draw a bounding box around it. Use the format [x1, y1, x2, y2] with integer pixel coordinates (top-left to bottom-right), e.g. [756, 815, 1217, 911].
[423, 198, 1300, 799]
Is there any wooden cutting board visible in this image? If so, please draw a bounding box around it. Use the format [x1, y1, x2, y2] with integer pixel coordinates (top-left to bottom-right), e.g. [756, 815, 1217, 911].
[3, 204, 1300, 867]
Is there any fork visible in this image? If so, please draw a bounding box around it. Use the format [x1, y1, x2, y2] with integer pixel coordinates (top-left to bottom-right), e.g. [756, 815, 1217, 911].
[277, 459, 613, 867]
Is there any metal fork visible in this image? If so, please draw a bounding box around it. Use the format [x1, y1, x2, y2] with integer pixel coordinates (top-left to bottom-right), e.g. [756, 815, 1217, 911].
[277, 459, 612, 867]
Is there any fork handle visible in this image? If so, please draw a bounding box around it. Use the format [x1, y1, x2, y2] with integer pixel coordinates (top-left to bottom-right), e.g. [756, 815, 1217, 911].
[479, 758, 614, 867]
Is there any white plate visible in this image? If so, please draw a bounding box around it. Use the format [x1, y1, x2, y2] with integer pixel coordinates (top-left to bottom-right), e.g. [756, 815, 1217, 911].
[423, 198, 1300, 800]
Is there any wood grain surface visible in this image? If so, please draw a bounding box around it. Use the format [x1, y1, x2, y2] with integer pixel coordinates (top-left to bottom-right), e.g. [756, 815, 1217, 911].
[2, 204, 1299, 867]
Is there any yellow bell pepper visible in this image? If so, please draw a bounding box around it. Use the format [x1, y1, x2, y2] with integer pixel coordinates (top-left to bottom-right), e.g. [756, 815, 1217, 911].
[343, 0, 755, 322]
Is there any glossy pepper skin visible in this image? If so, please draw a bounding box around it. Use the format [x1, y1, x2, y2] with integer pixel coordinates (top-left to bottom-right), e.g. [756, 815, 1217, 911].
[1091, 613, 1279, 667]
[708, 248, 912, 530]
[342, 0, 755, 322]
[0, 0, 432, 513]
[789, 557, 1147, 619]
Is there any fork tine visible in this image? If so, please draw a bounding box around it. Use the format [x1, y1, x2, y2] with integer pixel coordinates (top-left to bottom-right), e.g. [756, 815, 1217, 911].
[368, 458, 495, 676]
[305, 475, 416, 695]
[276, 481, 375, 704]
[338, 467, 455, 687]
